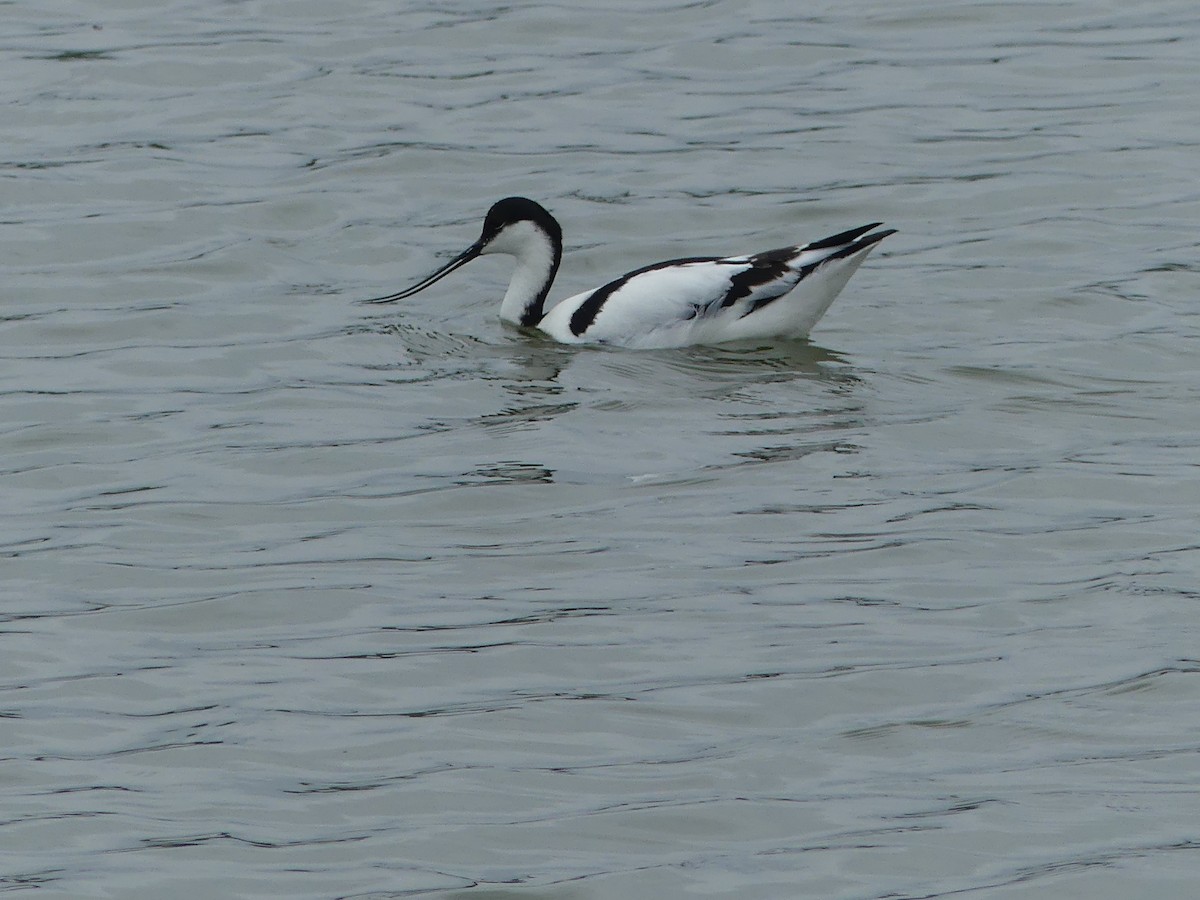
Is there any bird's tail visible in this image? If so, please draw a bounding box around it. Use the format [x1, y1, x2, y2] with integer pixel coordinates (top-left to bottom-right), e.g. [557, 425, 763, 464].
[790, 223, 896, 277]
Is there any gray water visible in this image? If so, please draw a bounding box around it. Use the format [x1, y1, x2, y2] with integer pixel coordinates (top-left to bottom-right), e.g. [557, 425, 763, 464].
[3, 1, 1199, 897]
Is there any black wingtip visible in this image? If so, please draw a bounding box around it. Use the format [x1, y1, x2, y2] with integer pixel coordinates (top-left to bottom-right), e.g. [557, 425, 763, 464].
[853, 227, 897, 249]
[805, 222, 884, 252]
[827, 227, 896, 262]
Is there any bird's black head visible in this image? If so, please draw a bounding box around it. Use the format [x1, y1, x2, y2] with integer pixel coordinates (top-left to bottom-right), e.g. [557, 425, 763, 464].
[480, 197, 562, 245]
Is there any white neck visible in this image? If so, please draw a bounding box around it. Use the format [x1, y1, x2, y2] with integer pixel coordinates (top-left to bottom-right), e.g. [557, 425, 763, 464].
[483, 222, 561, 327]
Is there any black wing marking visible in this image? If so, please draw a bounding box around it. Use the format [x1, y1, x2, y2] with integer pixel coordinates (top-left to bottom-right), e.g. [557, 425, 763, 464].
[721, 247, 796, 312]
[740, 228, 897, 318]
[569, 256, 720, 337]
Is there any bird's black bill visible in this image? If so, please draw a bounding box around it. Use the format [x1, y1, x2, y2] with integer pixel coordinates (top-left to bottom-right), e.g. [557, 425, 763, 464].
[362, 240, 484, 304]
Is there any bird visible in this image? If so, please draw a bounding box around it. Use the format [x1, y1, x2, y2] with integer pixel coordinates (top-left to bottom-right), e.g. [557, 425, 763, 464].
[363, 197, 894, 350]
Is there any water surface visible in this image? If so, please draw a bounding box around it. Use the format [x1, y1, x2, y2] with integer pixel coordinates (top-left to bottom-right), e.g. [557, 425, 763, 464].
[3, 1, 1199, 897]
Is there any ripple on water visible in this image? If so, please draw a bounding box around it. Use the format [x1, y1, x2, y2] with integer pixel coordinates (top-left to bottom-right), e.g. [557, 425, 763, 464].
[5, 0, 1200, 897]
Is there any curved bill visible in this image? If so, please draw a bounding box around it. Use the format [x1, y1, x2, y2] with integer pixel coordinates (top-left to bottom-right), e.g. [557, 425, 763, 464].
[362, 240, 484, 304]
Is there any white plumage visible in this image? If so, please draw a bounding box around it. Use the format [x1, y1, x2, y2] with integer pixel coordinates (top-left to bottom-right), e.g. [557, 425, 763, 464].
[365, 197, 894, 350]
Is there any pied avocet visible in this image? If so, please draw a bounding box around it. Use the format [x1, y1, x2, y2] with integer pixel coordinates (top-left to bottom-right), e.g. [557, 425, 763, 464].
[365, 197, 893, 349]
